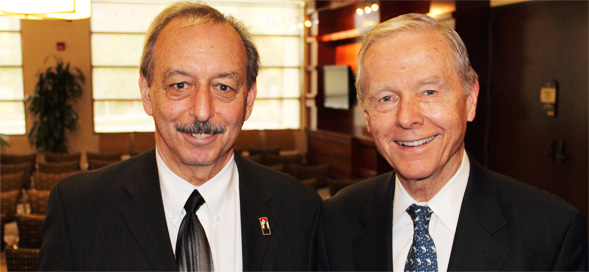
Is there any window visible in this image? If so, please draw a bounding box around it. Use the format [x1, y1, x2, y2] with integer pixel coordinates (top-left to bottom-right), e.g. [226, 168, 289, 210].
[91, 1, 305, 132]
[0, 16, 25, 135]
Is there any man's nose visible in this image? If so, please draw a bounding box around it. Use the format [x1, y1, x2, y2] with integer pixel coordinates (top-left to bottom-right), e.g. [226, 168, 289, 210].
[396, 97, 424, 129]
[190, 86, 213, 122]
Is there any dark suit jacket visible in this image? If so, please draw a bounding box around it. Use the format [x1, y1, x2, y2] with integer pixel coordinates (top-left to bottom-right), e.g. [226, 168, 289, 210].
[39, 149, 321, 271]
[320, 156, 588, 271]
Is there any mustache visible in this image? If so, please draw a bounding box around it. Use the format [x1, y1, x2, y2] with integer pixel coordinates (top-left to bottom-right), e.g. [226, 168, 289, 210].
[175, 120, 226, 135]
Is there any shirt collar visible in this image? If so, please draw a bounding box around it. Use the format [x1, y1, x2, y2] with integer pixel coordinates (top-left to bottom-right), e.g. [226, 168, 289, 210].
[393, 150, 470, 233]
[156, 148, 237, 221]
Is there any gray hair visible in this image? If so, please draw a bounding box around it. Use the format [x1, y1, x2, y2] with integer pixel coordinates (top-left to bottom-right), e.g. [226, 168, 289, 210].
[356, 13, 478, 103]
[140, 1, 260, 89]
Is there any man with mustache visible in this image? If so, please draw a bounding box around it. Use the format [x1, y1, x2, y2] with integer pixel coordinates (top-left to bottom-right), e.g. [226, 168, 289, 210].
[39, 2, 321, 271]
[319, 13, 587, 271]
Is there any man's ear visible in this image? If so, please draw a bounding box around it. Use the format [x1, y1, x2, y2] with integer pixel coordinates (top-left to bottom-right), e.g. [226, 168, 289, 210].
[244, 82, 257, 121]
[466, 80, 479, 122]
[139, 75, 153, 116]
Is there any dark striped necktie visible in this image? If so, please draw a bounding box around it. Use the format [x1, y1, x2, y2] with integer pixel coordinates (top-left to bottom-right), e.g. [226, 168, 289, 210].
[176, 190, 213, 271]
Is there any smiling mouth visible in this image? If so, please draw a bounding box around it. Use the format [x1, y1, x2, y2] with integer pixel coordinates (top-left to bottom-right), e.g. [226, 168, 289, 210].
[395, 136, 436, 147]
[190, 133, 214, 138]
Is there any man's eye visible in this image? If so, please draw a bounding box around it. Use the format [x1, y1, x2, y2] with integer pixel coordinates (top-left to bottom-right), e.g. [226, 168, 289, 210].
[217, 84, 234, 92]
[380, 96, 392, 102]
[425, 90, 437, 95]
[171, 82, 186, 89]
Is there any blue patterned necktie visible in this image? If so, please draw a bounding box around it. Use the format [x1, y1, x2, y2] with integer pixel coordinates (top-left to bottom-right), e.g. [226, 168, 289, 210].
[404, 204, 438, 272]
[176, 190, 213, 271]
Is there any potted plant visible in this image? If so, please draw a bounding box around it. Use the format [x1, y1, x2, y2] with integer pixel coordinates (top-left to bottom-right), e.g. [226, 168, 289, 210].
[27, 57, 85, 153]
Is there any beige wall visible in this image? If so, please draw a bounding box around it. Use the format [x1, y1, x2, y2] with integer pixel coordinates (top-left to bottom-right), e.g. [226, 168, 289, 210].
[2, 19, 98, 155]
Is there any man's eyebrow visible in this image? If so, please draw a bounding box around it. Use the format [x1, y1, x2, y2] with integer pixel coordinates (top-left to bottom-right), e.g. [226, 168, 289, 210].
[217, 71, 244, 85]
[163, 69, 190, 81]
[218, 71, 240, 80]
[418, 76, 446, 87]
[369, 84, 395, 95]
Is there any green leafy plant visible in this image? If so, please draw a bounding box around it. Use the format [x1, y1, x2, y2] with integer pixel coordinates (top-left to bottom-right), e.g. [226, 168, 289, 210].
[27, 57, 85, 153]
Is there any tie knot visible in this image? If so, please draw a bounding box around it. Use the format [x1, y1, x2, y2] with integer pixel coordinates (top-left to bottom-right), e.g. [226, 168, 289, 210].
[406, 204, 433, 229]
[184, 190, 205, 214]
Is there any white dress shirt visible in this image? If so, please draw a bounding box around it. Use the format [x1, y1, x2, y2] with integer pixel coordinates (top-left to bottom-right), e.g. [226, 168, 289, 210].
[392, 151, 470, 272]
[156, 148, 243, 271]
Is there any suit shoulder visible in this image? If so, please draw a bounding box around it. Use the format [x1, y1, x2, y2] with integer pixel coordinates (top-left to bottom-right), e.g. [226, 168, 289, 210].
[235, 155, 321, 202]
[324, 172, 393, 212]
[491, 170, 578, 212]
[477, 168, 584, 226]
[53, 151, 155, 198]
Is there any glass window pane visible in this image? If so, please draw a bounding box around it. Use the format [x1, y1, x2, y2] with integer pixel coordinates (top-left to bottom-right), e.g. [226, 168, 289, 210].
[92, 34, 144, 66]
[244, 99, 300, 129]
[0, 32, 22, 65]
[257, 36, 299, 67]
[93, 68, 141, 99]
[0, 68, 24, 100]
[0, 101, 26, 135]
[257, 68, 300, 98]
[0, 16, 20, 31]
[213, 4, 303, 35]
[91, 2, 166, 33]
[91, 1, 304, 132]
[94, 100, 154, 132]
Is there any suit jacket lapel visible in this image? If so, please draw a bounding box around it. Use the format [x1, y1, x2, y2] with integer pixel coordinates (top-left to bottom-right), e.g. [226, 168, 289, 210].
[236, 155, 276, 271]
[448, 157, 508, 271]
[119, 149, 177, 271]
[353, 172, 394, 271]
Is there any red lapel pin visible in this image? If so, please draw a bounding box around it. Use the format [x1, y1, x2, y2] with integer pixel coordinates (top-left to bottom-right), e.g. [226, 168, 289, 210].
[259, 217, 271, 235]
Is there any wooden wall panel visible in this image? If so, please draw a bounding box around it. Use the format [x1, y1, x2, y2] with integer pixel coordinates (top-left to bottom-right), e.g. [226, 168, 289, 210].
[307, 129, 352, 179]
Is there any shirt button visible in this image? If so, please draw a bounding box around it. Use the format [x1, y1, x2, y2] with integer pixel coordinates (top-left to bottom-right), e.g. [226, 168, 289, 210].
[172, 213, 178, 219]
[216, 216, 221, 221]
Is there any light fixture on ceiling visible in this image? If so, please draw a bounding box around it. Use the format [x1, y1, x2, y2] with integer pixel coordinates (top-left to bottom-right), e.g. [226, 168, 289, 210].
[356, 2, 379, 16]
[0, 0, 91, 20]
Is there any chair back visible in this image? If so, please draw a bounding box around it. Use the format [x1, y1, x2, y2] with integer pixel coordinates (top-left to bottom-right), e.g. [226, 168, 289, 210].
[0, 153, 37, 173]
[247, 146, 280, 165]
[1, 162, 33, 190]
[5, 245, 39, 271]
[290, 163, 330, 190]
[16, 214, 45, 248]
[87, 159, 120, 170]
[1, 190, 20, 221]
[27, 190, 51, 215]
[264, 129, 296, 151]
[44, 152, 81, 163]
[32, 171, 78, 191]
[264, 153, 303, 174]
[38, 161, 80, 173]
[1, 172, 24, 193]
[86, 151, 122, 161]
